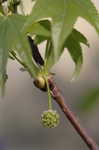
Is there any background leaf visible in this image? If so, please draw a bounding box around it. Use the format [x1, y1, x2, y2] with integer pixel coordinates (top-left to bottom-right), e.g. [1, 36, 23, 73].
[79, 88, 99, 111]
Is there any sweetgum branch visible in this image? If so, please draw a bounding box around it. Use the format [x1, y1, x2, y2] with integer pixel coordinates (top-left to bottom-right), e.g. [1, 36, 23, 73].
[11, 3, 98, 149]
[47, 78, 99, 150]
[34, 76, 98, 150]
[31, 35, 99, 150]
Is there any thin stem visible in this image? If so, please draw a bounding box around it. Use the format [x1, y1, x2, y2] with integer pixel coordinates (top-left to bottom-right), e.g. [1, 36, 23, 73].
[47, 78, 99, 150]
[9, 51, 33, 77]
[45, 40, 50, 59]
[44, 40, 51, 71]
[10, 51, 26, 68]
[45, 77, 52, 109]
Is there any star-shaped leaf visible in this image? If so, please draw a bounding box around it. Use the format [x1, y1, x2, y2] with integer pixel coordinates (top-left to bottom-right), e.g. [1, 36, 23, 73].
[24, 0, 99, 67]
[45, 29, 89, 79]
[27, 20, 89, 77]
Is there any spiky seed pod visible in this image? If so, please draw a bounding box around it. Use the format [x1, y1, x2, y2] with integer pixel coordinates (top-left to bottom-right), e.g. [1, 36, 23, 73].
[41, 109, 60, 128]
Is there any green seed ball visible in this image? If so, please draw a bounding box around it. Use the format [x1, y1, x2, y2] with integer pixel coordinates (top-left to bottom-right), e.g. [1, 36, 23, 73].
[41, 109, 60, 128]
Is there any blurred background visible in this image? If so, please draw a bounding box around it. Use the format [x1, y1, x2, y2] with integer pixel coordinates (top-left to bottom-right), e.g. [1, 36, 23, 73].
[0, 0, 99, 150]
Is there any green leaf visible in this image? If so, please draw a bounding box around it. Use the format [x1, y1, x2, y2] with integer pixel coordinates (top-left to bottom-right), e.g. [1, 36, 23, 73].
[33, 28, 89, 78]
[34, 35, 48, 44]
[27, 20, 51, 37]
[69, 29, 89, 47]
[8, 15, 39, 77]
[0, 15, 39, 94]
[25, 20, 89, 74]
[32, 20, 51, 44]
[74, 0, 99, 33]
[24, 0, 99, 68]
[64, 29, 89, 79]
[65, 40, 83, 80]
[0, 16, 9, 95]
[23, 0, 78, 64]
[45, 29, 89, 76]
[34, 28, 89, 77]
[23, 16, 89, 77]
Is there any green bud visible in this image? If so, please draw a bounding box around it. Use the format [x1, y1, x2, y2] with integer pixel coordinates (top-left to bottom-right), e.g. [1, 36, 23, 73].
[34, 76, 46, 90]
[41, 109, 60, 128]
